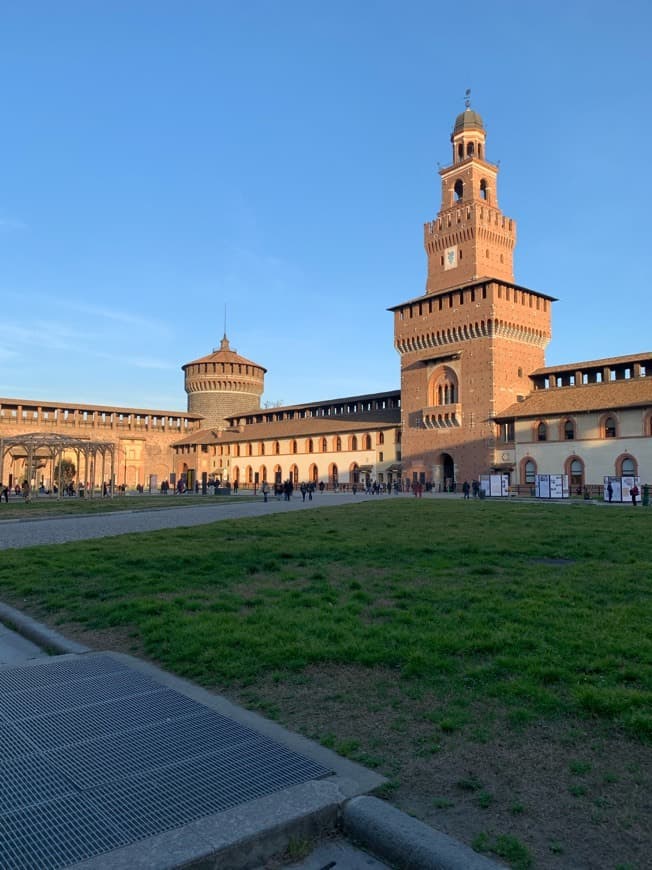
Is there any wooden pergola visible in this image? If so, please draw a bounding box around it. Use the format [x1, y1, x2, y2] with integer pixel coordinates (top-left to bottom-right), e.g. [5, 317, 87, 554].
[0, 432, 116, 499]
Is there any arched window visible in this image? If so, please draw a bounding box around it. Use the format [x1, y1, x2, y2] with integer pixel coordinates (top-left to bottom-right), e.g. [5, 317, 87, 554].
[457, 143, 463, 160]
[246, 466, 253, 484]
[246, 443, 252, 456]
[429, 365, 459, 408]
[537, 422, 547, 442]
[621, 457, 636, 476]
[378, 432, 385, 445]
[466, 142, 474, 156]
[569, 458, 584, 491]
[454, 179, 464, 201]
[321, 437, 327, 452]
[350, 435, 358, 451]
[334, 436, 342, 451]
[604, 416, 617, 438]
[291, 440, 298, 454]
[260, 465, 267, 482]
[563, 420, 575, 440]
[309, 463, 318, 482]
[259, 442, 265, 455]
[234, 444, 241, 457]
[480, 179, 488, 200]
[306, 438, 314, 453]
[289, 465, 298, 485]
[363, 434, 372, 450]
[524, 460, 536, 484]
[273, 441, 280, 455]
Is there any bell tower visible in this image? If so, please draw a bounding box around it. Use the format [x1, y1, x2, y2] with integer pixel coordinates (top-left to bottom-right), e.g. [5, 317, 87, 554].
[391, 94, 554, 488]
[425, 91, 516, 293]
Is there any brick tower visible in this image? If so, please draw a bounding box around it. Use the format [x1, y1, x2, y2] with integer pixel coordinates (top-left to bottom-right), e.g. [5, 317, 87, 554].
[391, 96, 554, 488]
[182, 335, 266, 429]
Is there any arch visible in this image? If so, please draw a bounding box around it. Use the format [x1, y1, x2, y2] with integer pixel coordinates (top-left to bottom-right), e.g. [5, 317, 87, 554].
[349, 462, 360, 484]
[618, 454, 637, 476]
[521, 457, 537, 484]
[466, 141, 474, 157]
[536, 421, 547, 442]
[306, 438, 314, 453]
[561, 418, 575, 440]
[291, 439, 298, 454]
[457, 143, 463, 160]
[329, 462, 338, 486]
[289, 464, 298, 485]
[602, 414, 618, 438]
[234, 444, 241, 457]
[308, 463, 318, 482]
[259, 464, 267, 482]
[273, 441, 280, 455]
[273, 464, 282, 484]
[333, 435, 342, 452]
[454, 179, 464, 201]
[245, 465, 253, 484]
[232, 465, 240, 483]
[259, 442, 265, 456]
[428, 365, 459, 407]
[480, 179, 488, 200]
[377, 431, 385, 446]
[246, 443, 253, 457]
[362, 434, 372, 450]
[349, 435, 358, 451]
[565, 456, 584, 492]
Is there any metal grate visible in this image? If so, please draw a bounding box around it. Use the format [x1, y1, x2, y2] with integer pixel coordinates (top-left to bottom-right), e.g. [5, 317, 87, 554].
[0, 653, 333, 869]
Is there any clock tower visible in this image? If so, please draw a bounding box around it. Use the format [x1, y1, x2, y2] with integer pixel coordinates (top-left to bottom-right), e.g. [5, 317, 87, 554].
[425, 95, 515, 293]
[391, 96, 554, 488]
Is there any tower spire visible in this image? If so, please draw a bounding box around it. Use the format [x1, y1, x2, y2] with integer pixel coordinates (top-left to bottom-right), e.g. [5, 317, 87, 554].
[464, 87, 471, 109]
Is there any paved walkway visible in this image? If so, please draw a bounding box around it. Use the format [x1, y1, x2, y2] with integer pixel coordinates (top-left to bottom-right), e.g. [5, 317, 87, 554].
[0, 492, 395, 550]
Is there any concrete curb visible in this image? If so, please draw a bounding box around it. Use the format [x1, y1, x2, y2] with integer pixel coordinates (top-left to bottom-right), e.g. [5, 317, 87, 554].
[342, 796, 505, 870]
[0, 602, 91, 655]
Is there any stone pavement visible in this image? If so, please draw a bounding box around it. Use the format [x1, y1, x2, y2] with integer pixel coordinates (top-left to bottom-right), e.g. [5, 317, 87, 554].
[0, 491, 394, 550]
[0, 496, 503, 870]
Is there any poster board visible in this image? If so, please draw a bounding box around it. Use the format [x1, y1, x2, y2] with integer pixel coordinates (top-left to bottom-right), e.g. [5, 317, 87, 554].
[480, 474, 509, 497]
[536, 474, 569, 499]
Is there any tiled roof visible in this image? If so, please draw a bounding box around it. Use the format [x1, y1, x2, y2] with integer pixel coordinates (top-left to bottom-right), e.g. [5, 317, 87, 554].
[226, 389, 400, 421]
[172, 408, 401, 446]
[496, 377, 652, 420]
[531, 352, 652, 376]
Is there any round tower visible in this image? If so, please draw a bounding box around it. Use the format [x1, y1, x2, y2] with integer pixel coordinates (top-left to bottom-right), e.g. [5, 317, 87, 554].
[182, 335, 266, 428]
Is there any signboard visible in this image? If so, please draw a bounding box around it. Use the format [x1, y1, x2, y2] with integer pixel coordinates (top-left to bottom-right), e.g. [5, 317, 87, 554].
[480, 474, 509, 497]
[605, 476, 640, 503]
[536, 474, 569, 499]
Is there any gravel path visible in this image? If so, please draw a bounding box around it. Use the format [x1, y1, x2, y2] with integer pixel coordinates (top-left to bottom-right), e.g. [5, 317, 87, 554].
[0, 492, 392, 550]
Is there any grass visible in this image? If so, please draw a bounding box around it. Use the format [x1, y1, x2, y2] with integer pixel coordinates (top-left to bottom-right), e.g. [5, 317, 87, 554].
[1, 499, 649, 740]
[0, 492, 254, 518]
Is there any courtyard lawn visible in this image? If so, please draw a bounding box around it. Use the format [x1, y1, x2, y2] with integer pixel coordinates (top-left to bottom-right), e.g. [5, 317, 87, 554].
[0, 499, 650, 869]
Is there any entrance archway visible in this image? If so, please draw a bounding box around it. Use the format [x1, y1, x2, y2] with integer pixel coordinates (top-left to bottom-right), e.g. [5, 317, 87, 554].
[441, 453, 455, 491]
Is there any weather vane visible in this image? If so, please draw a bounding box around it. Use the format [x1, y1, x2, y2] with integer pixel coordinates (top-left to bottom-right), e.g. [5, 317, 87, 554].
[465, 88, 471, 109]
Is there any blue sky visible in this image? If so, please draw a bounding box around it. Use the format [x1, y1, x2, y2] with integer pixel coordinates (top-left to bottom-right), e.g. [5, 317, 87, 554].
[1, 1, 650, 410]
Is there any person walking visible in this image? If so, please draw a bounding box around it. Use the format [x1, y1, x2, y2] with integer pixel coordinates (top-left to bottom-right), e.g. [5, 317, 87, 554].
[262, 481, 269, 503]
[462, 480, 471, 499]
[606, 481, 613, 503]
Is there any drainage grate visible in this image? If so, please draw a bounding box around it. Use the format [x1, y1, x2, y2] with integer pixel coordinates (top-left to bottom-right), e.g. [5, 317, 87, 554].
[0, 653, 333, 869]
[0, 668, 162, 720]
[0, 794, 129, 870]
[18, 687, 207, 750]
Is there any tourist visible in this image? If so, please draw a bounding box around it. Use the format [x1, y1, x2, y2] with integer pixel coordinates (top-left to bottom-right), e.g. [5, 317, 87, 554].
[462, 480, 471, 499]
[630, 483, 639, 507]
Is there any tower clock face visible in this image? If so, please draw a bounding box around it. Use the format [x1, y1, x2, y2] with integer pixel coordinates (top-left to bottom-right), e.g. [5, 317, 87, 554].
[444, 246, 458, 270]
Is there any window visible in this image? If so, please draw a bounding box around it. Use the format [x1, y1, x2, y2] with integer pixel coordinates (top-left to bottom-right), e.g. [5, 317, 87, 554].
[563, 420, 575, 440]
[273, 441, 280, 455]
[480, 179, 488, 200]
[537, 422, 547, 442]
[621, 457, 636, 476]
[569, 459, 584, 490]
[335, 436, 342, 451]
[524, 460, 536, 484]
[363, 434, 372, 450]
[291, 440, 298, 454]
[321, 437, 327, 452]
[604, 417, 617, 438]
[454, 179, 464, 201]
[350, 436, 358, 451]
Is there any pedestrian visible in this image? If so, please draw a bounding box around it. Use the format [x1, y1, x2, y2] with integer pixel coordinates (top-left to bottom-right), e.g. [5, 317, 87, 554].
[21, 480, 31, 503]
[1, 483, 8, 503]
[630, 483, 639, 507]
[462, 480, 471, 499]
[606, 481, 613, 503]
[262, 481, 269, 502]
